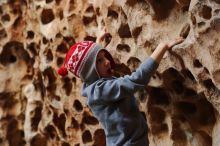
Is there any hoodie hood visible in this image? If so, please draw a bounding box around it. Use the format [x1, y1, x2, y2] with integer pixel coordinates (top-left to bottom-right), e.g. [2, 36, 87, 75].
[80, 44, 115, 84]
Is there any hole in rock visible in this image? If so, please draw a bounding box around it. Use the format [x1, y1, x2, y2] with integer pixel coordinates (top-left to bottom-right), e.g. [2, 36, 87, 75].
[46, 0, 53, 3]
[118, 23, 132, 38]
[53, 113, 66, 137]
[107, 9, 118, 19]
[162, 68, 185, 85]
[31, 102, 43, 131]
[184, 88, 197, 97]
[44, 125, 57, 139]
[62, 142, 70, 146]
[30, 134, 47, 146]
[48, 93, 60, 101]
[0, 92, 17, 109]
[0, 41, 30, 65]
[13, 16, 22, 28]
[116, 44, 131, 53]
[176, 101, 197, 114]
[151, 123, 168, 135]
[193, 59, 203, 68]
[147, 87, 171, 106]
[82, 111, 99, 125]
[42, 37, 48, 44]
[191, 15, 197, 25]
[172, 80, 184, 94]
[172, 114, 187, 122]
[41, 9, 55, 24]
[83, 16, 96, 25]
[72, 77, 76, 83]
[1, 14, 10, 22]
[43, 67, 56, 85]
[132, 26, 142, 39]
[103, 33, 112, 46]
[176, 0, 191, 7]
[199, 5, 212, 20]
[85, 5, 94, 13]
[93, 129, 106, 146]
[55, 0, 61, 5]
[127, 57, 141, 71]
[95, 7, 100, 15]
[62, 77, 72, 96]
[27, 30, 35, 39]
[58, 9, 64, 20]
[71, 117, 79, 129]
[146, 0, 176, 21]
[0, 5, 2, 14]
[84, 35, 96, 42]
[136, 89, 147, 102]
[180, 23, 190, 38]
[44, 49, 53, 62]
[82, 130, 92, 144]
[198, 21, 206, 28]
[148, 106, 166, 123]
[63, 36, 76, 46]
[182, 5, 190, 12]
[27, 42, 38, 56]
[7, 118, 26, 146]
[202, 79, 215, 89]
[197, 130, 212, 146]
[181, 69, 196, 81]
[171, 120, 187, 141]
[73, 100, 83, 112]
[144, 40, 152, 48]
[0, 28, 7, 39]
[33, 71, 45, 97]
[211, 17, 220, 28]
[126, 0, 138, 6]
[203, 67, 210, 74]
[9, 55, 16, 63]
[197, 98, 216, 125]
[57, 43, 68, 53]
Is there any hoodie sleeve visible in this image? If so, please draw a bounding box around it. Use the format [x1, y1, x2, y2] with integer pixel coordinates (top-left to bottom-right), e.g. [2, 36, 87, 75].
[92, 57, 159, 103]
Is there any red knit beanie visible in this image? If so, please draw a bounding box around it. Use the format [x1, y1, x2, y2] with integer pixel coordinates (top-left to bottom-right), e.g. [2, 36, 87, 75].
[57, 41, 94, 77]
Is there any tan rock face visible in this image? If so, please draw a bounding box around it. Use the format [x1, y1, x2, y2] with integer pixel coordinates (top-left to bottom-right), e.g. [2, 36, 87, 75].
[0, 0, 220, 146]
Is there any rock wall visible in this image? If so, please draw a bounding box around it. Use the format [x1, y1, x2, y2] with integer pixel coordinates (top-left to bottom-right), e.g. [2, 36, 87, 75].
[0, 0, 220, 146]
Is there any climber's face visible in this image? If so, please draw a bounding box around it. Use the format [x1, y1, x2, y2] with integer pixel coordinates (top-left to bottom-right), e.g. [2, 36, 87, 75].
[96, 50, 113, 78]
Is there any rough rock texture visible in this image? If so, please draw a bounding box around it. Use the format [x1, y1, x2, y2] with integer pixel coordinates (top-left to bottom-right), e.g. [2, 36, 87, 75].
[0, 0, 220, 146]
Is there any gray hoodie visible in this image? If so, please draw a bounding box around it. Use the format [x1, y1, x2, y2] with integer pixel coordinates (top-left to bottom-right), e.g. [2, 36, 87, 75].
[81, 57, 158, 146]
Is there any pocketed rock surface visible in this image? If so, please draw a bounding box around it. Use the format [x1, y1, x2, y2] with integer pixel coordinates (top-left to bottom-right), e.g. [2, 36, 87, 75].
[0, 0, 220, 146]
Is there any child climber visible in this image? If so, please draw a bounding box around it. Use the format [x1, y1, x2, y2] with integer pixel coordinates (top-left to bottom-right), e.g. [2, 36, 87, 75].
[57, 37, 184, 146]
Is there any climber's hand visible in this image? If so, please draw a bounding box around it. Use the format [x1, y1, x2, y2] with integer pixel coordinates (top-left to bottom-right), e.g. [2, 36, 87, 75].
[167, 37, 184, 49]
